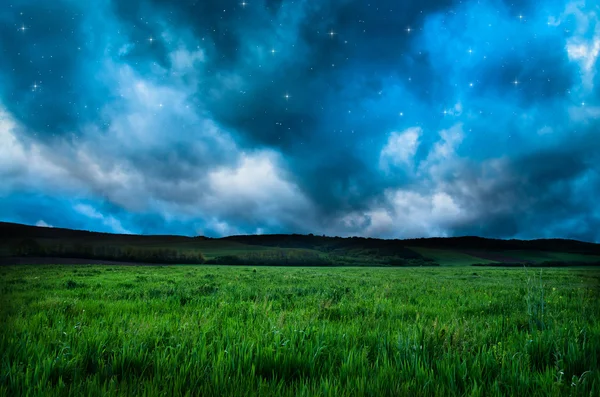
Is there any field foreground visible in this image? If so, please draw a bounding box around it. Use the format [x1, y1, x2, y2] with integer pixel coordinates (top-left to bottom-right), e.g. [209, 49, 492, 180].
[1, 265, 599, 396]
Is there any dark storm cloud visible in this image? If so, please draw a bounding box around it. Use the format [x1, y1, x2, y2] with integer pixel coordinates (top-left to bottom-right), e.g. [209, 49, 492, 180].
[442, 123, 600, 242]
[0, 2, 112, 137]
[120, 0, 460, 213]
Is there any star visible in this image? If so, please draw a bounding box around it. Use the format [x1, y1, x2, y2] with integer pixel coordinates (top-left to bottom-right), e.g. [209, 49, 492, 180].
[284, 93, 290, 100]
[513, 79, 519, 85]
[328, 30, 336, 38]
[468, 48, 473, 54]
[469, 82, 474, 87]
[148, 37, 154, 43]
[406, 27, 412, 33]
[270, 48, 276, 55]
[399, 112, 404, 116]
[240, 1, 247, 7]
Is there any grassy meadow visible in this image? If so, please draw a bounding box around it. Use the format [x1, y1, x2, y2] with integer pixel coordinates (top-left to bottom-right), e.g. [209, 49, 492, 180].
[1, 265, 599, 396]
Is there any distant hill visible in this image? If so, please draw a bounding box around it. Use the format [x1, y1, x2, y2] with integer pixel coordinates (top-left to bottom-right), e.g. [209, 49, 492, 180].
[1, 221, 600, 266]
[224, 233, 600, 255]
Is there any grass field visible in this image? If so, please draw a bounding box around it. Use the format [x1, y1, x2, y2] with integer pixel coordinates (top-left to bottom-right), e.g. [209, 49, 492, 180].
[1, 265, 599, 396]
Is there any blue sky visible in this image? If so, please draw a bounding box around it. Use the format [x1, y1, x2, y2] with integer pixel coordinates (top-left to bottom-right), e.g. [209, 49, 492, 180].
[1, 0, 599, 241]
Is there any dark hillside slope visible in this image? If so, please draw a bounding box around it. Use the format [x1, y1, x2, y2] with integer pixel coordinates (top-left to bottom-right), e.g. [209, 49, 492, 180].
[223, 234, 422, 258]
[0, 221, 203, 243]
[403, 236, 600, 255]
[1, 222, 600, 266]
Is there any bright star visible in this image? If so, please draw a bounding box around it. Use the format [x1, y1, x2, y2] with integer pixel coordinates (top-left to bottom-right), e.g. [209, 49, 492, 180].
[469, 82, 474, 87]
[271, 48, 276, 55]
[148, 37, 154, 43]
[406, 27, 412, 33]
[19, 25, 27, 32]
[328, 30, 336, 38]
[240, 1, 247, 7]
[513, 79, 519, 85]
[284, 93, 290, 100]
[468, 48, 473, 54]
[399, 112, 404, 116]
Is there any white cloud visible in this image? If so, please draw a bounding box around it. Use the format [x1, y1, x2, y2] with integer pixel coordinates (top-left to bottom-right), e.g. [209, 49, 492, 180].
[555, 1, 600, 90]
[568, 104, 600, 122]
[444, 102, 463, 116]
[431, 123, 464, 161]
[73, 204, 132, 234]
[330, 122, 474, 238]
[329, 121, 519, 238]
[169, 47, 205, 73]
[333, 187, 468, 239]
[0, 106, 72, 194]
[379, 127, 422, 171]
[206, 151, 311, 216]
[35, 220, 53, 228]
[567, 37, 600, 89]
[419, 123, 465, 179]
[537, 126, 554, 135]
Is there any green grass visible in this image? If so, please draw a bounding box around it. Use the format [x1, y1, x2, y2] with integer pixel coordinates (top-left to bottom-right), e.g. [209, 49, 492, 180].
[410, 247, 600, 266]
[408, 247, 499, 266]
[1, 265, 599, 396]
[467, 250, 600, 264]
[543, 252, 600, 263]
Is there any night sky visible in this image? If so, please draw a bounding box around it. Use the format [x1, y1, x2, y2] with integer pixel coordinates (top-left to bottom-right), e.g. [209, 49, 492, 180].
[1, 0, 599, 241]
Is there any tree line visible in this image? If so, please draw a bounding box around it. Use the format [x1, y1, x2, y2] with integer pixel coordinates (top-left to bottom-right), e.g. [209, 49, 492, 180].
[10, 239, 205, 264]
[205, 249, 439, 267]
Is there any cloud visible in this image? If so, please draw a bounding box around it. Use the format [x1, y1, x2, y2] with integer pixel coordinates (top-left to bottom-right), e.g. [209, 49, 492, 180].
[206, 151, 311, 216]
[0, 0, 599, 242]
[380, 127, 422, 172]
[560, 1, 600, 90]
[35, 220, 53, 228]
[331, 187, 468, 239]
[73, 204, 132, 235]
